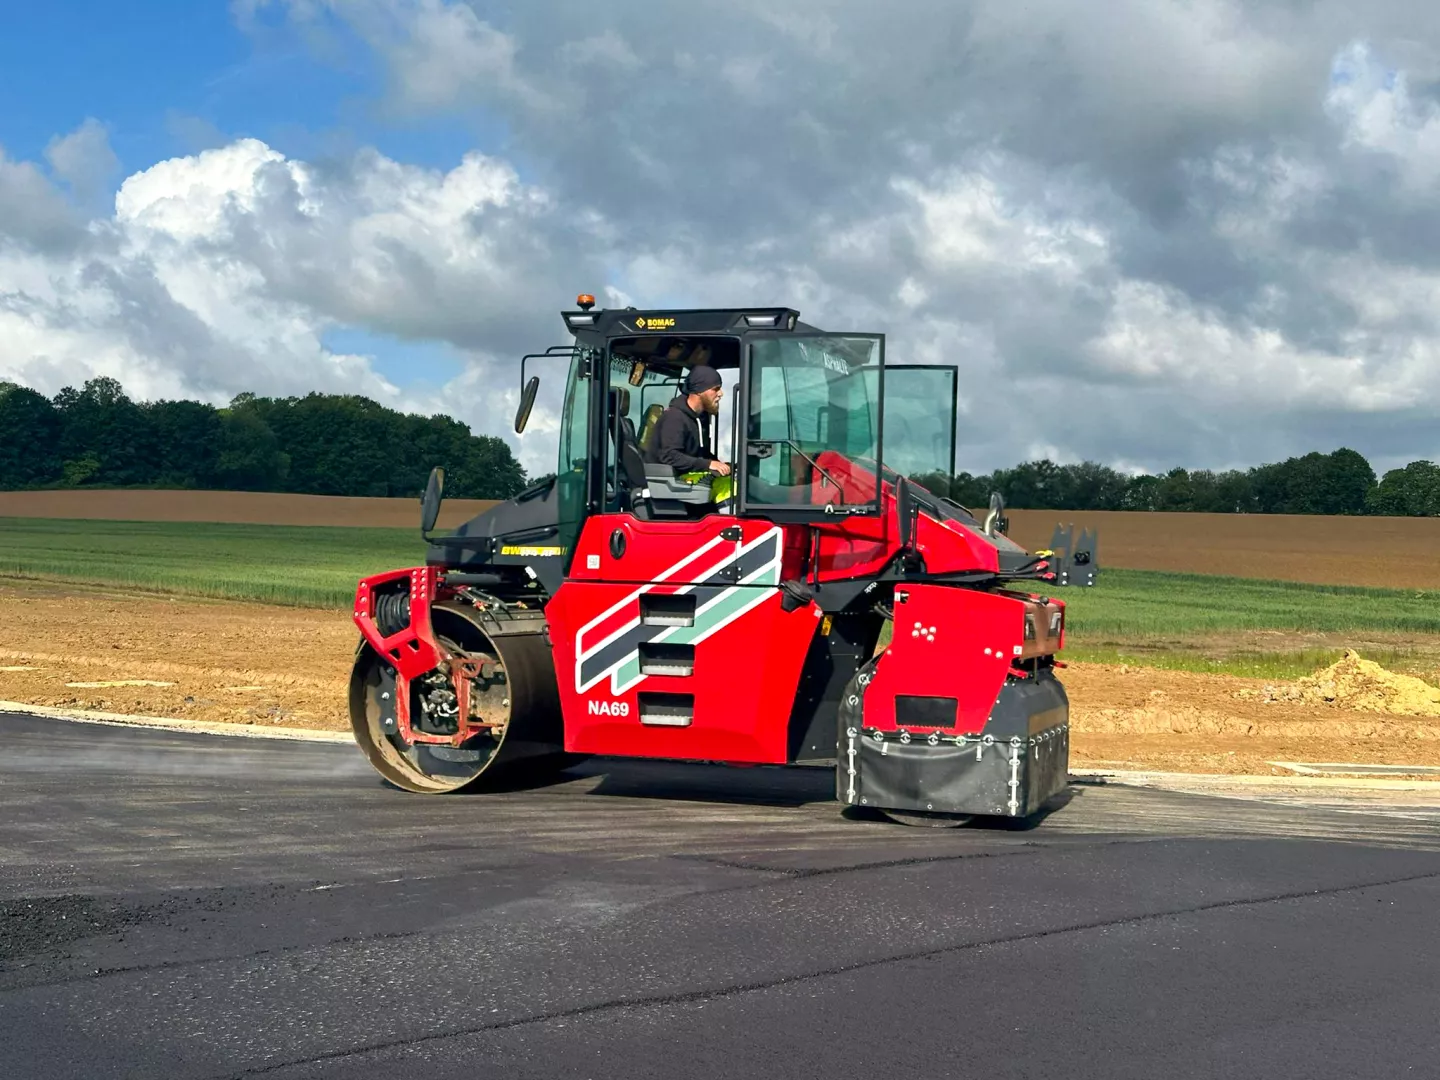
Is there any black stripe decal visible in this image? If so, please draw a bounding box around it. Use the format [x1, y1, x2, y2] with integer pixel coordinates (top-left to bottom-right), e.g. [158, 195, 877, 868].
[578, 585, 725, 687]
[576, 532, 781, 691]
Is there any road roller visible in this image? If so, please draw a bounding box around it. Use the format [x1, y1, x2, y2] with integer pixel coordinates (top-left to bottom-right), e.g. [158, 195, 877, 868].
[348, 297, 1071, 826]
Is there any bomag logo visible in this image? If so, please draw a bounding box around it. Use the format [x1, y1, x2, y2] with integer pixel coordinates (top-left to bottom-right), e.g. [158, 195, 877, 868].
[634, 316, 675, 331]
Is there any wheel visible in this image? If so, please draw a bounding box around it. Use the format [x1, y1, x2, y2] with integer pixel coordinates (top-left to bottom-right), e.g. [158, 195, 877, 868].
[348, 607, 571, 794]
[877, 808, 975, 829]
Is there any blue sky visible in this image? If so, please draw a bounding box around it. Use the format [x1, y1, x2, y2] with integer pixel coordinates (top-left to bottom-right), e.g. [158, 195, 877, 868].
[0, 1, 507, 394]
[0, 1, 484, 199]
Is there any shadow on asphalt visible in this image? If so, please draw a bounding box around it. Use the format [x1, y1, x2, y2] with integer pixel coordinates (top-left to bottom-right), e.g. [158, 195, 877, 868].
[367, 751, 1086, 831]
[458, 756, 1087, 827]
[576, 759, 840, 807]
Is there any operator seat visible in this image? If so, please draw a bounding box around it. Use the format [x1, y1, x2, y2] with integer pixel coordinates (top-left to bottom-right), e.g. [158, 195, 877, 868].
[636, 403, 665, 459]
[607, 388, 648, 514]
[612, 387, 639, 450]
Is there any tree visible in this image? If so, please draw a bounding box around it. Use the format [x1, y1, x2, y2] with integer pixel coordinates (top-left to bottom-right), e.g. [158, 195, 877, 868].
[992, 460, 1065, 509]
[906, 470, 955, 499]
[1368, 461, 1440, 517]
[950, 471, 993, 508]
[1121, 473, 1162, 511]
[215, 406, 290, 491]
[1059, 461, 1131, 511]
[146, 399, 224, 488]
[52, 377, 159, 487]
[1317, 447, 1376, 515]
[1151, 467, 1198, 511]
[1248, 448, 1376, 514]
[0, 383, 63, 489]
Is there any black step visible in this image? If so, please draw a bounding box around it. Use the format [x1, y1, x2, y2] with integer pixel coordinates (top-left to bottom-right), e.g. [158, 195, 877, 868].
[638, 691, 694, 727]
[638, 642, 695, 677]
[639, 593, 695, 627]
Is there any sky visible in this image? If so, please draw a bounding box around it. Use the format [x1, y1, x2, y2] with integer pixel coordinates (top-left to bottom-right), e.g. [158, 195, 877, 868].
[3, 1, 1440, 479]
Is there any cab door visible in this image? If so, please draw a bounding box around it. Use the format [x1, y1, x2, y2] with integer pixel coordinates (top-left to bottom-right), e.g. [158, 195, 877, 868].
[554, 344, 601, 559]
[739, 333, 887, 515]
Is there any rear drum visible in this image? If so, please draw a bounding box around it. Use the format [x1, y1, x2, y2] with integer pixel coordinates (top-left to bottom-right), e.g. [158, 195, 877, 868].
[348, 606, 575, 793]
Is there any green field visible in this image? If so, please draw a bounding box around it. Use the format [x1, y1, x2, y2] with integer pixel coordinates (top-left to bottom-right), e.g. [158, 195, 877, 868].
[0, 518, 426, 608]
[5, 517, 1439, 677]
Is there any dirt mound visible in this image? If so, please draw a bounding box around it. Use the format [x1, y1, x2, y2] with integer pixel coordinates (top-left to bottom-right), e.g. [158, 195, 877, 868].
[1241, 650, 1440, 716]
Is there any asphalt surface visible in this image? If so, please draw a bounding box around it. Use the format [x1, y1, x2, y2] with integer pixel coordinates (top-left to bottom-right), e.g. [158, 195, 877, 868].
[3, 712, 1440, 1079]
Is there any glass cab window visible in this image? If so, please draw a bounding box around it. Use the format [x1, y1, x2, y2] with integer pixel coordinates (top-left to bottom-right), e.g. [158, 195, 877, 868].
[744, 336, 883, 511]
[600, 350, 734, 511]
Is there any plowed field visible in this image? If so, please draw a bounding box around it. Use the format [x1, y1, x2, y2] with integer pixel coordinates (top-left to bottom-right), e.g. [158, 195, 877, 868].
[1004, 508, 1440, 590]
[0, 489, 498, 529]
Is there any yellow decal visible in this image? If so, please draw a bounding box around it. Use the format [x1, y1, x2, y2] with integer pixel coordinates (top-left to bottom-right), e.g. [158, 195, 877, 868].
[820, 615, 833, 636]
[500, 545, 568, 557]
[634, 316, 675, 331]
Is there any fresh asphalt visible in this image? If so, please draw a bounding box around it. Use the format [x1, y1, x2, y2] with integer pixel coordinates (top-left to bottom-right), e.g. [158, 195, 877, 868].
[2, 711, 1439, 1080]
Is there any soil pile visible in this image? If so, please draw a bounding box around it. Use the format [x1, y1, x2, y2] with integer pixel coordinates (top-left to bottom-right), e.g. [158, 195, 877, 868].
[1243, 650, 1440, 716]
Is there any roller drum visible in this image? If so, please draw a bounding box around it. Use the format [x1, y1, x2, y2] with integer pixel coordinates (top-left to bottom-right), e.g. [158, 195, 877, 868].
[349, 604, 577, 793]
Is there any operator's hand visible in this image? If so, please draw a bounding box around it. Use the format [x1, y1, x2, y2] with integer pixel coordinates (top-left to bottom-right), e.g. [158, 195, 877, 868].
[709, 460, 732, 477]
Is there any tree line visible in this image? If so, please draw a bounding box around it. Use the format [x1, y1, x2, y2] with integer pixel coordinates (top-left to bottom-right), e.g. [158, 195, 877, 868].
[910, 447, 1440, 516]
[3, 376, 1436, 515]
[0, 377, 527, 499]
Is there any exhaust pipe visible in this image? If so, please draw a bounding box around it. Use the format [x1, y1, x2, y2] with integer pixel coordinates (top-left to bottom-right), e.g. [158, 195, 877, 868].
[982, 491, 1006, 537]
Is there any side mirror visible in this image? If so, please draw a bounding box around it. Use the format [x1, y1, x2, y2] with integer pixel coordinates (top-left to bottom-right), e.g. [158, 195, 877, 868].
[420, 466, 445, 536]
[896, 476, 915, 551]
[515, 376, 540, 434]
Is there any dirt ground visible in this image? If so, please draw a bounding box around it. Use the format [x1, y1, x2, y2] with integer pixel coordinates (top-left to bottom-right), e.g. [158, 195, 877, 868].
[0, 580, 355, 731]
[4, 578, 1440, 776]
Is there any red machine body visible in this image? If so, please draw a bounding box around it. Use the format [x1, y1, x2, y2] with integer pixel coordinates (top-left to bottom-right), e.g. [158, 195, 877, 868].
[345, 302, 1072, 825]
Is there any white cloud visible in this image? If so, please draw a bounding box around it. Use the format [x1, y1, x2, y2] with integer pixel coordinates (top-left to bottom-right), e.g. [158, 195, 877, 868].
[897, 171, 1110, 281]
[386, 0, 541, 112]
[0, 135, 596, 476]
[1326, 40, 1440, 190]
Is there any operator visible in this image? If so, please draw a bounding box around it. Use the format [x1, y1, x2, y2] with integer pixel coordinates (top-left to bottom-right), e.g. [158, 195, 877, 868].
[646, 364, 733, 507]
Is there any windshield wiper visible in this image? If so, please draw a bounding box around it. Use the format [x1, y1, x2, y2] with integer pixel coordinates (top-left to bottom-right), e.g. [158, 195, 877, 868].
[748, 440, 847, 502]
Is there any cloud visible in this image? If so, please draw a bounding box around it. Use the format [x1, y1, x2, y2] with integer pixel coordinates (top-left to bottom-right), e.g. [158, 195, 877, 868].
[44, 118, 121, 209]
[10, 0, 1440, 484]
[0, 148, 85, 253]
[0, 134, 599, 474]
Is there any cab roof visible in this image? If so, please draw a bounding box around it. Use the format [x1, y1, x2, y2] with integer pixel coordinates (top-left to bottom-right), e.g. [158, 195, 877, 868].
[561, 306, 821, 337]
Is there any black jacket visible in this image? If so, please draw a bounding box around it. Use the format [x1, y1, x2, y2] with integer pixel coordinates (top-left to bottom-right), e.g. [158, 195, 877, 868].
[646, 398, 713, 473]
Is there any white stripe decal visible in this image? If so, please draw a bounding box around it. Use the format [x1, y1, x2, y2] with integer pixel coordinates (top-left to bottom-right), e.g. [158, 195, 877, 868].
[575, 527, 786, 696]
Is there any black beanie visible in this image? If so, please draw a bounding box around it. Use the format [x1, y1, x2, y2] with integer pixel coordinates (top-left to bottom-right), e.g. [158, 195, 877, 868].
[684, 364, 723, 394]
